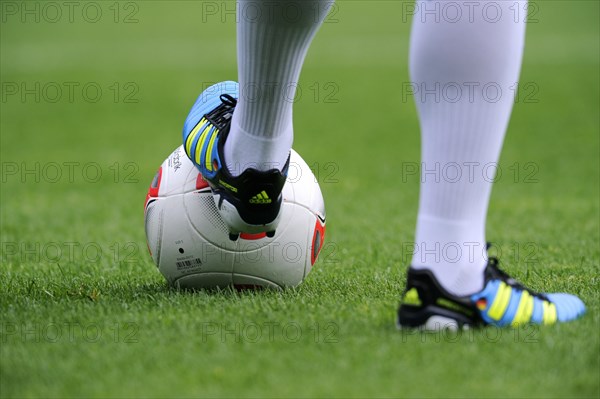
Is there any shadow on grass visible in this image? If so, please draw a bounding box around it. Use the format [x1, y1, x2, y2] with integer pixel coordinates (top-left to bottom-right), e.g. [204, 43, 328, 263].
[0, 263, 297, 304]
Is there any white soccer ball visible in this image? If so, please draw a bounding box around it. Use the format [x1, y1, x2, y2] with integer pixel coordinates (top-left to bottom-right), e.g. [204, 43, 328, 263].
[144, 145, 326, 289]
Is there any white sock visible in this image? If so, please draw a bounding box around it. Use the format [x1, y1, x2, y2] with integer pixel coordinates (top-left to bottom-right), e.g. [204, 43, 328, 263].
[409, 0, 527, 296]
[225, 0, 333, 175]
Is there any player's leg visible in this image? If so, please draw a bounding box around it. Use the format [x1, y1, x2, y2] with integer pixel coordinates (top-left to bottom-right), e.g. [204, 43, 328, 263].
[227, 0, 333, 174]
[182, 0, 332, 235]
[398, 0, 585, 329]
[410, 0, 526, 297]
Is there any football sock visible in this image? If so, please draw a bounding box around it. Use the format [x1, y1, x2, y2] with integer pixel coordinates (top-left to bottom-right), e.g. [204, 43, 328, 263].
[225, 0, 333, 176]
[409, 0, 528, 296]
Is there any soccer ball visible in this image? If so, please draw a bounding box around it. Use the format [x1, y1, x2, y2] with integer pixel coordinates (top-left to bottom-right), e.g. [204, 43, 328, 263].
[143, 145, 326, 289]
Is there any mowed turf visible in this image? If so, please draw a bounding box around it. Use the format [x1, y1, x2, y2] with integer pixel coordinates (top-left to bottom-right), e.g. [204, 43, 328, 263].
[1, 1, 598, 398]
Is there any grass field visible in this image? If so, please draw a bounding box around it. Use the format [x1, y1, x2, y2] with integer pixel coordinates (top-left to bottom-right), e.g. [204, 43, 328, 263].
[1, 1, 599, 398]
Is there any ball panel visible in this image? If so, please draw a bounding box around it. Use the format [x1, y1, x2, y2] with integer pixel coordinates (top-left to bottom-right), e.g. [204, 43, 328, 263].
[183, 191, 235, 250]
[156, 195, 235, 284]
[158, 146, 201, 197]
[286, 150, 326, 220]
[232, 205, 314, 287]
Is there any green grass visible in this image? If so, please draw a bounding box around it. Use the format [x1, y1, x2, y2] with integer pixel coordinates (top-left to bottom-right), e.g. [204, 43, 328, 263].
[1, 1, 599, 398]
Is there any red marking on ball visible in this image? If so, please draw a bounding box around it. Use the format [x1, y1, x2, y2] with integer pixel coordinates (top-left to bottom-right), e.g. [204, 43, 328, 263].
[196, 173, 209, 190]
[239, 232, 267, 240]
